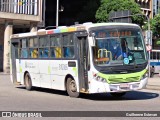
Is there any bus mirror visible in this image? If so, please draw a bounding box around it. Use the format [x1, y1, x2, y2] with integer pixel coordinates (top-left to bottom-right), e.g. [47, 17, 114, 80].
[90, 33, 96, 47]
[76, 31, 88, 37]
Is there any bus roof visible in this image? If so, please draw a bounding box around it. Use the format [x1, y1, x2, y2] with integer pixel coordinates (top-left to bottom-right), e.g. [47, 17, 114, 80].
[10, 22, 140, 39]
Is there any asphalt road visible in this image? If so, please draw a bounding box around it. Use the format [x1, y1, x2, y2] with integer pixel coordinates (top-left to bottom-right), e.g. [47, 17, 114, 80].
[0, 74, 160, 119]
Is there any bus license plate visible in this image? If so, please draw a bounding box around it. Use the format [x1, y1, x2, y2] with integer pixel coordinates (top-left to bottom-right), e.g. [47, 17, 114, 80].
[120, 84, 129, 88]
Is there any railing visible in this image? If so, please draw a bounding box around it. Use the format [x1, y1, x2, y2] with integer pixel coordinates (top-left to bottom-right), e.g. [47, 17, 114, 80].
[150, 49, 160, 73]
[0, 0, 38, 15]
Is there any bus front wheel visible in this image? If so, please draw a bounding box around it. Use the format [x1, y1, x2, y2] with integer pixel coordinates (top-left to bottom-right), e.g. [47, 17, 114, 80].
[24, 73, 32, 91]
[66, 78, 79, 98]
[110, 92, 126, 97]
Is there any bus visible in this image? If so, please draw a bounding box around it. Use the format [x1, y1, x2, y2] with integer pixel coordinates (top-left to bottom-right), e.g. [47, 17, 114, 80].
[10, 23, 148, 98]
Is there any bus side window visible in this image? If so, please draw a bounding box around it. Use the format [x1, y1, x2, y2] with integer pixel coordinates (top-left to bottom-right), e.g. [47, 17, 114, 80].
[30, 48, 38, 58]
[39, 48, 49, 58]
[55, 47, 62, 58]
[21, 48, 28, 58]
[20, 38, 28, 58]
[63, 34, 74, 58]
[29, 37, 39, 58]
[39, 36, 50, 58]
[50, 35, 62, 58]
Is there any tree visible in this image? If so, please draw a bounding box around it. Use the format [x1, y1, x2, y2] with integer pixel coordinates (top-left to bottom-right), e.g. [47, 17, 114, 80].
[146, 14, 160, 46]
[150, 14, 160, 38]
[95, 0, 145, 25]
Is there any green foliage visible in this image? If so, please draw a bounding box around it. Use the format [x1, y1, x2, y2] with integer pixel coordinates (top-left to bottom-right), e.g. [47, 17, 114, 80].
[156, 40, 160, 45]
[96, 0, 144, 25]
[150, 14, 160, 38]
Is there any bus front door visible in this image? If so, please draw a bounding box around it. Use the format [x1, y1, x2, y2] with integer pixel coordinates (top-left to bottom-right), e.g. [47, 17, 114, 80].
[11, 42, 19, 84]
[78, 37, 89, 92]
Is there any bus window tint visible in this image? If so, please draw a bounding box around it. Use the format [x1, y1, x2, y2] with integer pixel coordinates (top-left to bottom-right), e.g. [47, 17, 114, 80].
[21, 48, 28, 58]
[50, 36, 62, 58]
[20, 38, 28, 58]
[63, 34, 74, 58]
[39, 37, 49, 58]
[29, 38, 38, 47]
[39, 37, 49, 47]
[30, 48, 38, 58]
[29, 38, 39, 58]
[92, 28, 147, 66]
[39, 48, 49, 58]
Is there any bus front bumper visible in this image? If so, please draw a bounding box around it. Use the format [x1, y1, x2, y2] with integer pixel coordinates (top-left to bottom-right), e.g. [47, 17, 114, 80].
[89, 77, 148, 93]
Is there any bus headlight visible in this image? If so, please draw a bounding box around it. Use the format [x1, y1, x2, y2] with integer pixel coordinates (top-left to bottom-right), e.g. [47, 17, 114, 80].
[94, 75, 107, 83]
[141, 72, 148, 80]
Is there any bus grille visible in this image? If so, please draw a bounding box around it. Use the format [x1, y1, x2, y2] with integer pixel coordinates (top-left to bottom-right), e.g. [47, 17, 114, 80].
[108, 76, 140, 84]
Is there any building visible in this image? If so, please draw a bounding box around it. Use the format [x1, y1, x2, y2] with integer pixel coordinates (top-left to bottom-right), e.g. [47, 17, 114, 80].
[152, 0, 160, 17]
[135, 0, 153, 18]
[0, 0, 43, 72]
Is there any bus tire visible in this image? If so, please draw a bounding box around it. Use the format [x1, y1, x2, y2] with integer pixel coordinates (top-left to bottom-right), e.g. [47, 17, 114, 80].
[66, 78, 79, 98]
[24, 73, 32, 91]
[110, 92, 126, 97]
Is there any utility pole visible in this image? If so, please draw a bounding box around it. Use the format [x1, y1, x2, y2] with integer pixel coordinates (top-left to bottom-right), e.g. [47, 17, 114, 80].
[56, 0, 59, 28]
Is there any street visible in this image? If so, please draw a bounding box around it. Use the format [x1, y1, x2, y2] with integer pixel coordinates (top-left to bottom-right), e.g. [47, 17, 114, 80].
[0, 74, 160, 119]
[0, 74, 160, 110]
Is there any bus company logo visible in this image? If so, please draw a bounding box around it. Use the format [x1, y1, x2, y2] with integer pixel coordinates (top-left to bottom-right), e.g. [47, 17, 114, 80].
[25, 62, 35, 69]
[2, 112, 12, 117]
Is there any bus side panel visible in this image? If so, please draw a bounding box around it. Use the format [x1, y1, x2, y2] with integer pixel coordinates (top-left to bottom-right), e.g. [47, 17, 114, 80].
[62, 60, 79, 91]
[50, 60, 65, 90]
[21, 60, 40, 87]
[50, 75, 65, 90]
[39, 60, 51, 88]
[50, 60, 79, 91]
[16, 59, 21, 83]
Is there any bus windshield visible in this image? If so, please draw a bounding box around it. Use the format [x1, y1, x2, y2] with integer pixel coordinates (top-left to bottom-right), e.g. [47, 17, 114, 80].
[92, 27, 147, 67]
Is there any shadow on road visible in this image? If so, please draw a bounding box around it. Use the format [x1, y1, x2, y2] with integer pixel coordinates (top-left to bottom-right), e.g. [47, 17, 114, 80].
[16, 86, 159, 101]
[16, 86, 68, 96]
[79, 91, 159, 101]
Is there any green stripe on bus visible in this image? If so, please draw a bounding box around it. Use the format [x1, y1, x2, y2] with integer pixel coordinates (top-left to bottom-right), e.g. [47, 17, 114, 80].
[48, 66, 51, 74]
[97, 69, 147, 84]
[72, 67, 78, 77]
[20, 67, 22, 73]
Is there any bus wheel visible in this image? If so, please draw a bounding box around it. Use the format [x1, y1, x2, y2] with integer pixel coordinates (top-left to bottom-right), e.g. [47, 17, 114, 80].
[66, 78, 79, 98]
[24, 73, 32, 91]
[110, 92, 126, 97]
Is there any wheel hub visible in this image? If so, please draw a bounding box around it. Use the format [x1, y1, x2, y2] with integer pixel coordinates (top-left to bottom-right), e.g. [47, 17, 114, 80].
[70, 81, 77, 92]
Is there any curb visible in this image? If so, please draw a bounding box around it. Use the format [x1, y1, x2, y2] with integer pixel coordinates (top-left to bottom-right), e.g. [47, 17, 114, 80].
[146, 85, 160, 91]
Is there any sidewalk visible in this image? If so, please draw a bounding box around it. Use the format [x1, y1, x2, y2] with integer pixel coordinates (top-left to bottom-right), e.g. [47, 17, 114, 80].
[147, 74, 160, 90]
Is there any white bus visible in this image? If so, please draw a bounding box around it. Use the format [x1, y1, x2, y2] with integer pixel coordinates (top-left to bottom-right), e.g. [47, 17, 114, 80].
[10, 23, 148, 97]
